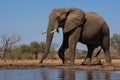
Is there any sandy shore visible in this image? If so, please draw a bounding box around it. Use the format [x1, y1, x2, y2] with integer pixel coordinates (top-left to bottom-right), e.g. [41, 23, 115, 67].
[0, 59, 120, 71]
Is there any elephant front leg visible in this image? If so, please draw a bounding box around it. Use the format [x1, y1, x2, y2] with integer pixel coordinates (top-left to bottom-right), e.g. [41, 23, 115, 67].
[68, 27, 81, 64]
[68, 43, 76, 64]
[58, 36, 68, 64]
[68, 34, 79, 64]
[58, 46, 68, 64]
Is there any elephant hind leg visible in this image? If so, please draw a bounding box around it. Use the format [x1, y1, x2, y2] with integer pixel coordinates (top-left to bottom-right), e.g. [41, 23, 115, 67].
[82, 45, 95, 65]
[102, 36, 111, 65]
[93, 48, 102, 65]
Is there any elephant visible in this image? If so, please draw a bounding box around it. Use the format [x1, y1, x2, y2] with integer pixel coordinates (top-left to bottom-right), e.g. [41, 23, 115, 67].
[40, 7, 111, 65]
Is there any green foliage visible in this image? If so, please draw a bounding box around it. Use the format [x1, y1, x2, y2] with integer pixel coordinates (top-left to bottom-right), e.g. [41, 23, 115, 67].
[0, 41, 58, 60]
[39, 42, 46, 53]
[63, 49, 87, 59]
[110, 33, 120, 51]
[30, 41, 40, 51]
[76, 50, 87, 59]
[19, 44, 32, 54]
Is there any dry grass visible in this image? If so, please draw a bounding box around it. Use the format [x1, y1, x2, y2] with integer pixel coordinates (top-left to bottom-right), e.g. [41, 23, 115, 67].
[0, 59, 120, 71]
[1, 59, 120, 65]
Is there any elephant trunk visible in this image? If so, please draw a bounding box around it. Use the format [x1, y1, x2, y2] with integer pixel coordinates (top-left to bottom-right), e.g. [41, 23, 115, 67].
[40, 29, 54, 63]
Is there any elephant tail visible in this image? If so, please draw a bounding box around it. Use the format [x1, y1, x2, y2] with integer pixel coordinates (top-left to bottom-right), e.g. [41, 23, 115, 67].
[94, 48, 102, 57]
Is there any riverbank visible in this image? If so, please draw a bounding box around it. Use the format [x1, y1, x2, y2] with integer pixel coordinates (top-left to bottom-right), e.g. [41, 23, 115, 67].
[0, 59, 120, 71]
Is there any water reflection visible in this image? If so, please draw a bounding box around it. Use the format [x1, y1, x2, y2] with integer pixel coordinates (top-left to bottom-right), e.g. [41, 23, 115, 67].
[86, 71, 110, 80]
[86, 71, 93, 80]
[0, 68, 120, 80]
[59, 70, 75, 80]
[40, 69, 112, 80]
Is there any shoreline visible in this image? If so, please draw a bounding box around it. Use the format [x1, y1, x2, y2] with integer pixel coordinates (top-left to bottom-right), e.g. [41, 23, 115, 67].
[0, 59, 120, 71]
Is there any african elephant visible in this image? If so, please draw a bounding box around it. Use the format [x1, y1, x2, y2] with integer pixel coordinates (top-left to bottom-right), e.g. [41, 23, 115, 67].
[40, 7, 111, 65]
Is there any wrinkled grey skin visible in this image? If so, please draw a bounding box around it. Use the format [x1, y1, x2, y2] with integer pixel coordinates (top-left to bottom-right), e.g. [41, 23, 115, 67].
[40, 7, 111, 65]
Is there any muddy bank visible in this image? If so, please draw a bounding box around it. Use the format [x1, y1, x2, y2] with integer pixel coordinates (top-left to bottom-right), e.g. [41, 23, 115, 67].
[0, 60, 120, 71]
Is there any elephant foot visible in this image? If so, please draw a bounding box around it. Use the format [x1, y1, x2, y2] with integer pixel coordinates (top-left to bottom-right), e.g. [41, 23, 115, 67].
[62, 58, 69, 64]
[93, 58, 102, 65]
[39, 62, 42, 64]
[63, 59, 68, 64]
[63, 59, 75, 65]
[103, 62, 112, 66]
[82, 58, 91, 66]
[66, 61, 75, 65]
[94, 60, 102, 65]
[39, 60, 43, 64]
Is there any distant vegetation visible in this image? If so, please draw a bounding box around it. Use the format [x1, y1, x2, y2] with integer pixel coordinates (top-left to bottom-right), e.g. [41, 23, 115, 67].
[110, 33, 120, 59]
[0, 33, 120, 60]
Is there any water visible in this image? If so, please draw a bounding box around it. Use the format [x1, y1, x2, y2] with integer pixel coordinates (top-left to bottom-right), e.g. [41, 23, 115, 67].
[0, 68, 120, 80]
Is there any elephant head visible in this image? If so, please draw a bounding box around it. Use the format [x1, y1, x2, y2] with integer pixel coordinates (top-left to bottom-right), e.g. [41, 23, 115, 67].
[40, 7, 85, 63]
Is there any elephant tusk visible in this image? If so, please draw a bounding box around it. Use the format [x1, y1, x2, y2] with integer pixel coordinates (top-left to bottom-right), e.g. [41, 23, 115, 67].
[50, 29, 57, 33]
[41, 30, 48, 34]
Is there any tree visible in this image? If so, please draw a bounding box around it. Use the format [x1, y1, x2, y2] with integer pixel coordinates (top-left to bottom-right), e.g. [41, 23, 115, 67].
[30, 41, 40, 59]
[19, 44, 31, 54]
[30, 41, 57, 59]
[39, 42, 46, 53]
[110, 33, 120, 51]
[0, 34, 21, 58]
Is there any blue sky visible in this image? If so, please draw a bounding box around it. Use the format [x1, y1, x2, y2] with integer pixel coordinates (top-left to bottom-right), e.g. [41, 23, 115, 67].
[0, 0, 120, 50]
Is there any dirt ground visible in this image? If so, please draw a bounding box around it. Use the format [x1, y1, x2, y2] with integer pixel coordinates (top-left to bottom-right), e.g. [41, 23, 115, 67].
[0, 59, 120, 71]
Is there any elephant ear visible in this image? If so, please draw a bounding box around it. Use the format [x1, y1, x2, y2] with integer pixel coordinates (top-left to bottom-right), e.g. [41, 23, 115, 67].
[63, 8, 85, 33]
